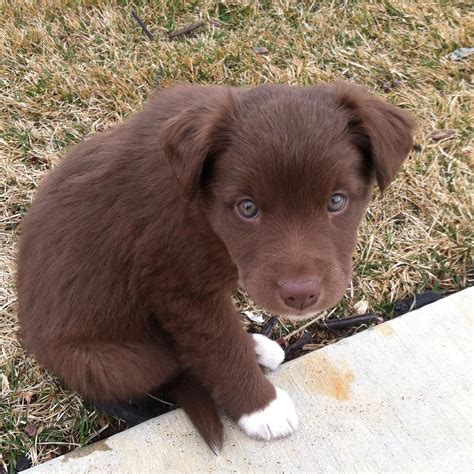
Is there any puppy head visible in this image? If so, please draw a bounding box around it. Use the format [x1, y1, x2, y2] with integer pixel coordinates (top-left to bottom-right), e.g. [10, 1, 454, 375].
[161, 83, 415, 320]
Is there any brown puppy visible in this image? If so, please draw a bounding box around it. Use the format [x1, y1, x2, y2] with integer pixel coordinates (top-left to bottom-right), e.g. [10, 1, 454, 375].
[17, 83, 414, 451]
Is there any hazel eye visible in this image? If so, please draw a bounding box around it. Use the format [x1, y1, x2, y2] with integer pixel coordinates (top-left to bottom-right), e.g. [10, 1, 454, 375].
[237, 199, 259, 219]
[327, 193, 347, 213]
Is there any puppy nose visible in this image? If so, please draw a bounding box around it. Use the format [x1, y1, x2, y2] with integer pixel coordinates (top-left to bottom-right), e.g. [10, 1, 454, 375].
[279, 279, 320, 310]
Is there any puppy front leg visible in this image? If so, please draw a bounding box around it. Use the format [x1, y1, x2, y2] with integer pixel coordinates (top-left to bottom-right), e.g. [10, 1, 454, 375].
[159, 297, 298, 440]
[251, 333, 286, 371]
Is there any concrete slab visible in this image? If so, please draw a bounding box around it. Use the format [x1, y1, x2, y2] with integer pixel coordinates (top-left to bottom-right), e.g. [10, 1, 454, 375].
[27, 287, 473, 473]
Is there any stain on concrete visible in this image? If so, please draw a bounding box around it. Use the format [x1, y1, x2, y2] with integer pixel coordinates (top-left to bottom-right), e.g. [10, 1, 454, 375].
[309, 356, 355, 401]
[61, 441, 112, 462]
[375, 323, 395, 337]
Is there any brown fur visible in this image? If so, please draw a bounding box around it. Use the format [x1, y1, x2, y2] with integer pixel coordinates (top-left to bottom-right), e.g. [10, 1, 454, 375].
[17, 83, 414, 450]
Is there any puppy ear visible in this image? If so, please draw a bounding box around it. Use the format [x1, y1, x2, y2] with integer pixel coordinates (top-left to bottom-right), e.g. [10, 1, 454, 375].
[159, 87, 236, 199]
[335, 82, 416, 191]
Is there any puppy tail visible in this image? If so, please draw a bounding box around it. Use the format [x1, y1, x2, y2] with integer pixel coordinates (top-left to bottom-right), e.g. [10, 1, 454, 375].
[166, 373, 224, 455]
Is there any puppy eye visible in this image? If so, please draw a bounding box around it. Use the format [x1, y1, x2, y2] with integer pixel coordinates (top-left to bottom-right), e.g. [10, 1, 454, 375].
[327, 193, 347, 213]
[236, 199, 259, 219]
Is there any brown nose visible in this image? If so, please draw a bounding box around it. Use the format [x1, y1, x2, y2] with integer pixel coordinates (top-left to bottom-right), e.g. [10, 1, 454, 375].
[279, 279, 320, 310]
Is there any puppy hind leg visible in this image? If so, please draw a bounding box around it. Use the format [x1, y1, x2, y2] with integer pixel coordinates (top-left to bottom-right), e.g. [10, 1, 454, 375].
[52, 340, 179, 404]
[92, 393, 175, 427]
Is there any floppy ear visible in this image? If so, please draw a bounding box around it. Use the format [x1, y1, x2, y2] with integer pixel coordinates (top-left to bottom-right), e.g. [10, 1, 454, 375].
[335, 82, 416, 191]
[159, 87, 237, 199]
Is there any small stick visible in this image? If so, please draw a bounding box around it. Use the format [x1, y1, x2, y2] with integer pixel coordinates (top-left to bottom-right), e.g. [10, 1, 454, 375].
[302, 343, 324, 351]
[284, 310, 329, 340]
[131, 10, 154, 41]
[317, 313, 378, 330]
[147, 393, 176, 407]
[261, 316, 278, 338]
[393, 291, 446, 316]
[285, 332, 314, 357]
[169, 21, 205, 39]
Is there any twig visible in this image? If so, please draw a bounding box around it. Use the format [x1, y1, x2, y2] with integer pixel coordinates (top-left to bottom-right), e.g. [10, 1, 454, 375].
[261, 316, 278, 338]
[302, 343, 324, 351]
[131, 10, 154, 41]
[393, 291, 446, 316]
[317, 313, 378, 330]
[283, 310, 329, 340]
[284, 332, 314, 358]
[169, 21, 205, 39]
[147, 393, 176, 407]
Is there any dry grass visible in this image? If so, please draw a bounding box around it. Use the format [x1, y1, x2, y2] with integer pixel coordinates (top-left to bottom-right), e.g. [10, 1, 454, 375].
[1, 0, 472, 469]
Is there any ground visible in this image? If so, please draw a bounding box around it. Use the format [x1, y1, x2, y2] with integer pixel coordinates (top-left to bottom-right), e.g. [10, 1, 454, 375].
[0, 1, 471, 470]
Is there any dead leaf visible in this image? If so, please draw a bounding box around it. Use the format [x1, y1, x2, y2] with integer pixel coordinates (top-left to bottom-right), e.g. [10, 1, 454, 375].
[354, 300, 369, 315]
[429, 129, 455, 141]
[18, 392, 32, 404]
[242, 310, 265, 324]
[24, 423, 38, 438]
[30, 128, 42, 140]
[382, 80, 402, 92]
[447, 47, 474, 61]
[392, 212, 406, 224]
[252, 46, 269, 55]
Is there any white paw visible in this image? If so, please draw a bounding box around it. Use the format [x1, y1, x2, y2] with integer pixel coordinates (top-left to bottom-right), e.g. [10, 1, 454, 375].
[238, 387, 298, 440]
[252, 334, 285, 371]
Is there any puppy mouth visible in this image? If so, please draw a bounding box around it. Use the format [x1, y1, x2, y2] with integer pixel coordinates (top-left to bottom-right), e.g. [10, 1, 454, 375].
[240, 283, 348, 325]
[239, 282, 326, 321]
